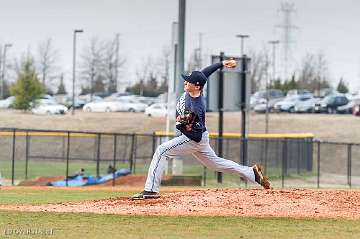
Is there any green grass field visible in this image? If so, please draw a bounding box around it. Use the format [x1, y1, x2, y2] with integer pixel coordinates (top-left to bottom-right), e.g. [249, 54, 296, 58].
[1, 188, 360, 238]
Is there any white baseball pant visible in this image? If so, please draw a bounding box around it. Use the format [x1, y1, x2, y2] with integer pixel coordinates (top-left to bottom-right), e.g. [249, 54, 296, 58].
[144, 131, 256, 193]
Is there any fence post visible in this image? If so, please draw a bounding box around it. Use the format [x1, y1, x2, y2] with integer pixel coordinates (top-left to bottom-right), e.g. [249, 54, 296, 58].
[264, 139, 268, 175]
[66, 131, 70, 187]
[129, 134, 135, 172]
[152, 132, 156, 156]
[348, 144, 352, 188]
[25, 131, 29, 180]
[281, 139, 287, 188]
[96, 134, 101, 177]
[11, 129, 16, 186]
[297, 140, 301, 175]
[317, 141, 320, 188]
[112, 134, 117, 187]
[203, 166, 207, 187]
[133, 135, 137, 174]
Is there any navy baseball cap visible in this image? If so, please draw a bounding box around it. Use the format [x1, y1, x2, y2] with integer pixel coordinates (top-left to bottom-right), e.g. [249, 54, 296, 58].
[181, 71, 208, 86]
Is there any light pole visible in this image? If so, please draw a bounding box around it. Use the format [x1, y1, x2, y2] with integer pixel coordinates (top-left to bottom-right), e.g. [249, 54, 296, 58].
[266, 40, 280, 133]
[72, 29, 84, 115]
[235, 34, 250, 56]
[1, 43, 12, 99]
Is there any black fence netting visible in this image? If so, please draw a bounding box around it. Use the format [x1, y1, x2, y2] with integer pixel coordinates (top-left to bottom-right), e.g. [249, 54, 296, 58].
[0, 128, 358, 188]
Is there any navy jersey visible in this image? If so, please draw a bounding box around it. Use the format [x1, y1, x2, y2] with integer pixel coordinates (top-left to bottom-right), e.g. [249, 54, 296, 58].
[176, 92, 207, 142]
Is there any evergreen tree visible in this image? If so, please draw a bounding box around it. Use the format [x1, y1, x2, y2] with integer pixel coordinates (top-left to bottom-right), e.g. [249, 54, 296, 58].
[10, 60, 44, 110]
[57, 74, 67, 95]
[337, 77, 349, 93]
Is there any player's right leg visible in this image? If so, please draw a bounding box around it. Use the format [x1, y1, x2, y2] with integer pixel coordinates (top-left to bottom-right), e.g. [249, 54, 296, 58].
[191, 132, 270, 189]
[131, 135, 197, 200]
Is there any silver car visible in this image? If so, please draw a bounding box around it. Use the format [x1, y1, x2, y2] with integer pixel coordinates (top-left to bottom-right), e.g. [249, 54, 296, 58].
[294, 97, 320, 113]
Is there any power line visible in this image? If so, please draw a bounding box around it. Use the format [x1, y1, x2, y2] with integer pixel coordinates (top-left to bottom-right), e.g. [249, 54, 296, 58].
[276, 1, 298, 80]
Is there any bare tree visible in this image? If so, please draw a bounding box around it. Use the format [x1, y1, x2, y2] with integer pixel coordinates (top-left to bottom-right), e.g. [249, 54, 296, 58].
[103, 35, 126, 93]
[248, 47, 271, 93]
[297, 52, 330, 94]
[37, 38, 59, 92]
[156, 46, 171, 91]
[135, 56, 155, 96]
[80, 37, 105, 98]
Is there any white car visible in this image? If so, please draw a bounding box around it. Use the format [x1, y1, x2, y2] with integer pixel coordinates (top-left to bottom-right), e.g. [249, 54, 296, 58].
[0, 96, 15, 108]
[83, 100, 121, 112]
[274, 94, 313, 113]
[32, 101, 68, 115]
[78, 94, 103, 104]
[116, 99, 148, 112]
[145, 103, 167, 117]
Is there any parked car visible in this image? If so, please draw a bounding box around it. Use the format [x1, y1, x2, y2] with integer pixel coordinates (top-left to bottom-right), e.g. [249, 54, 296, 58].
[32, 101, 68, 115]
[294, 97, 320, 113]
[253, 98, 284, 113]
[336, 101, 354, 114]
[274, 94, 313, 113]
[104, 92, 134, 101]
[64, 96, 87, 109]
[82, 100, 121, 112]
[78, 94, 103, 104]
[0, 96, 15, 108]
[115, 99, 148, 112]
[137, 96, 161, 106]
[118, 95, 160, 106]
[145, 103, 167, 117]
[250, 89, 284, 109]
[314, 94, 349, 113]
[286, 89, 312, 97]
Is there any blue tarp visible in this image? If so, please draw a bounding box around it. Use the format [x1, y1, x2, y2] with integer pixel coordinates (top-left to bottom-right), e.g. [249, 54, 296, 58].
[49, 168, 131, 187]
[49, 175, 87, 187]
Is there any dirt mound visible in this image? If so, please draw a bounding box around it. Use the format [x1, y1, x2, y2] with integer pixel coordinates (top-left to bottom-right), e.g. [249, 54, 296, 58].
[18, 176, 65, 186]
[101, 175, 198, 187]
[2, 188, 360, 219]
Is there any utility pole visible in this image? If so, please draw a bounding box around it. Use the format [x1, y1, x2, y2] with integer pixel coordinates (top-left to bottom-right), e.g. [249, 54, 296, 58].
[267, 40, 280, 134]
[198, 32, 202, 68]
[235, 34, 250, 56]
[195, 32, 203, 69]
[176, 0, 186, 99]
[166, 21, 178, 137]
[1, 44, 12, 99]
[114, 33, 120, 92]
[173, 0, 186, 175]
[236, 34, 250, 167]
[72, 29, 84, 115]
[276, 1, 297, 80]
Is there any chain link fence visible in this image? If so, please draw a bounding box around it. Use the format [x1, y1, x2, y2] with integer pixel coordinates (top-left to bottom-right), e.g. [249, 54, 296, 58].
[0, 127, 357, 188]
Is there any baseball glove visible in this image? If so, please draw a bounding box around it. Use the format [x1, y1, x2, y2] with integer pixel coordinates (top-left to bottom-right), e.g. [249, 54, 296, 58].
[177, 110, 195, 125]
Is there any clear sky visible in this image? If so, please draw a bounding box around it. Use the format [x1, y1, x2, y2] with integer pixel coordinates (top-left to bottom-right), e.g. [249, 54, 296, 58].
[0, 0, 359, 93]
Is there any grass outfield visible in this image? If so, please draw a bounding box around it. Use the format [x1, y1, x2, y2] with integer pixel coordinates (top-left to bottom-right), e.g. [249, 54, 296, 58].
[1, 211, 360, 239]
[1, 188, 360, 238]
[0, 187, 134, 205]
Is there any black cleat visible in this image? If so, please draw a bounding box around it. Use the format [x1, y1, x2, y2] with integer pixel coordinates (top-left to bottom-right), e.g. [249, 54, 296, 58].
[131, 191, 161, 200]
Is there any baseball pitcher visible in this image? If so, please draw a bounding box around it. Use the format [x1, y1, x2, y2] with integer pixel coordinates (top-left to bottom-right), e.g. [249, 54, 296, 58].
[132, 60, 271, 199]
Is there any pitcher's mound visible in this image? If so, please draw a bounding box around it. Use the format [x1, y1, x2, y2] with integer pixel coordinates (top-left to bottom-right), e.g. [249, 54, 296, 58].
[2, 188, 360, 218]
